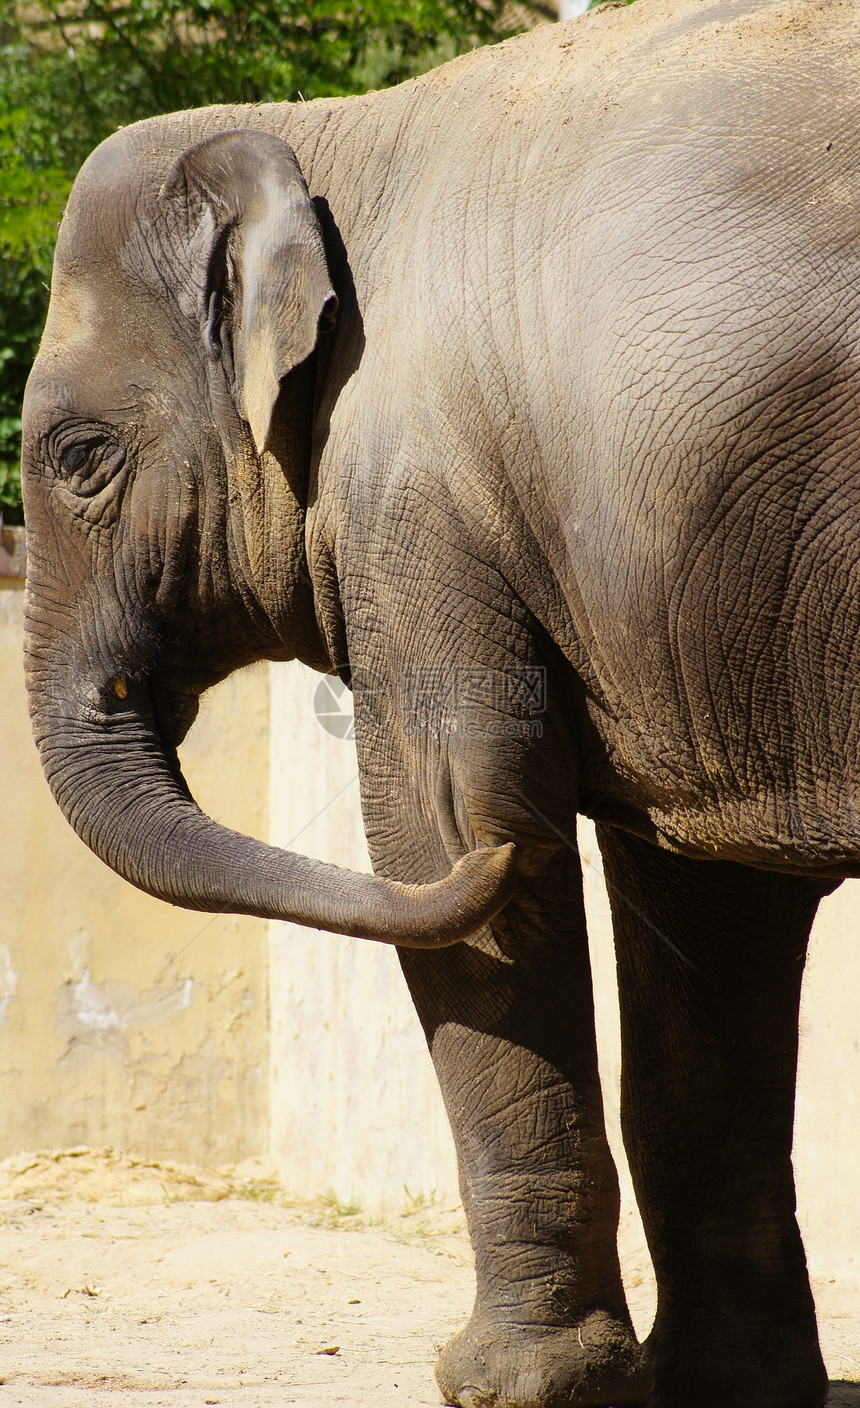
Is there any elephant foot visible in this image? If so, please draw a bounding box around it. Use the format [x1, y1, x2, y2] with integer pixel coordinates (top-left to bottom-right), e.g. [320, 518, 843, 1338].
[646, 1372, 828, 1408]
[644, 1324, 829, 1408]
[436, 1308, 653, 1408]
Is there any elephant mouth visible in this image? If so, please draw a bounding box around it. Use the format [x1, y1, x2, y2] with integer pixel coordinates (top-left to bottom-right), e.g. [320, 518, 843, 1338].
[149, 678, 201, 750]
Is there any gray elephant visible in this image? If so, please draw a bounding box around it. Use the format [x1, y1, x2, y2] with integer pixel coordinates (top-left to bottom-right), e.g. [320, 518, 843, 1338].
[20, 0, 860, 1404]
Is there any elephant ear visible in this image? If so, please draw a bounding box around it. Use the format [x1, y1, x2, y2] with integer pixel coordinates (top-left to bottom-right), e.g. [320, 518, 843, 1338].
[159, 129, 337, 455]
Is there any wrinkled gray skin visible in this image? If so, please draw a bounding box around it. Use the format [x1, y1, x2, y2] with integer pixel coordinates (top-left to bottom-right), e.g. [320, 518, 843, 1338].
[21, 0, 860, 1404]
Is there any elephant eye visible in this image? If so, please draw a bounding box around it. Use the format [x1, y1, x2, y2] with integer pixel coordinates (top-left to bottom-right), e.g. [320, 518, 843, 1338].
[48, 423, 127, 497]
[57, 441, 90, 476]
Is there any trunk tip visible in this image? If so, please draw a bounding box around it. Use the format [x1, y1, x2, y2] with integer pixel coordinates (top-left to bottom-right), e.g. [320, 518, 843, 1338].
[455, 839, 516, 885]
[450, 840, 517, 918]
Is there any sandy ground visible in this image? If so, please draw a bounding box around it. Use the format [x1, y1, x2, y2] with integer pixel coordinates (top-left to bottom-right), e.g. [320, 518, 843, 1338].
[0, 1151, 857, 1408]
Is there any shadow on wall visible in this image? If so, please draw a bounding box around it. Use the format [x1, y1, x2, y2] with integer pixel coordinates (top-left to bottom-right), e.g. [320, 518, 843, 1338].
[830, 1384, 860, 1406]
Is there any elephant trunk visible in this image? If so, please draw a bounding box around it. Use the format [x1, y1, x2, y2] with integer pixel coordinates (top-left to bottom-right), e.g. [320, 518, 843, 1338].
[26, 666, 515, 947]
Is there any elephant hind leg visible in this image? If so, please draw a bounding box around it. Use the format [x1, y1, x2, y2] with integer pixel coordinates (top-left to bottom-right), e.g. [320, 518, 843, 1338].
[597, 823, 829, 1408]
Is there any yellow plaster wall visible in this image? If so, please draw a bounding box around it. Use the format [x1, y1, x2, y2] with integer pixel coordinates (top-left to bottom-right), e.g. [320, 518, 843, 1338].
[0, 578, 270, 1164]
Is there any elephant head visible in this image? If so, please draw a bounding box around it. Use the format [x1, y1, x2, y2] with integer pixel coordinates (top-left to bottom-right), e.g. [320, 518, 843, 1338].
[21, 124, 515, 945]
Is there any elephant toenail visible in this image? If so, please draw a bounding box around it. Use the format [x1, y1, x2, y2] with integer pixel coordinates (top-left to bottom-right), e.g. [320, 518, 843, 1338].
[459, 1389, 496, 1408]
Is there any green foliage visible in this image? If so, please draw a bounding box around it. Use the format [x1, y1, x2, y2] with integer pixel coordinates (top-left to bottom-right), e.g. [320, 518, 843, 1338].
[0, 92, 75, 523]
[0, 0, 552, 521]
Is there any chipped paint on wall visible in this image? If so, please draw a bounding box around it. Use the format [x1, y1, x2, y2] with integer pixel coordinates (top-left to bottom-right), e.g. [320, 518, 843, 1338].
[0, 945, 18, 1028]
[57, 969, 196, 1043]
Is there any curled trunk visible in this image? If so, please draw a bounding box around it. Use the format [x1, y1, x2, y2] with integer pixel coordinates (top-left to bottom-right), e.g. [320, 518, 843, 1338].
[27, 673, 515, 947]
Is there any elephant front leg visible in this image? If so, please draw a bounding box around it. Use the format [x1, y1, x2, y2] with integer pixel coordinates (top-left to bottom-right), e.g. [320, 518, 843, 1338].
[597, 824, 829, 1408]
[399, 854, 652, 1408]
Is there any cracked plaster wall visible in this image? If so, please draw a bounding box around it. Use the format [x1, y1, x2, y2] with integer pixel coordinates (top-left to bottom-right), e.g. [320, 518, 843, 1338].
[1, 580, 269, 1164]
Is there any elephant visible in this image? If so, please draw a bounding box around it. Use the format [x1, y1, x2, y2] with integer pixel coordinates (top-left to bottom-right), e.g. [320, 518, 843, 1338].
[20, 0, 860, 1403]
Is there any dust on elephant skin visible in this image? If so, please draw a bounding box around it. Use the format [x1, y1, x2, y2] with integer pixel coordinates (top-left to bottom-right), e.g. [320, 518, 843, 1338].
[20, 1, 860, 1405]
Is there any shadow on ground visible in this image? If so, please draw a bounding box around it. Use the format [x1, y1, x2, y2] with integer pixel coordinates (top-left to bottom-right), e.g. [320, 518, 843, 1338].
[830, 1384, 860, 1407]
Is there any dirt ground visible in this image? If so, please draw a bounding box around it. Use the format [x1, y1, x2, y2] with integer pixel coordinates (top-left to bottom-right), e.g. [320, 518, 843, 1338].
[0, 1150, 857, 1408]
